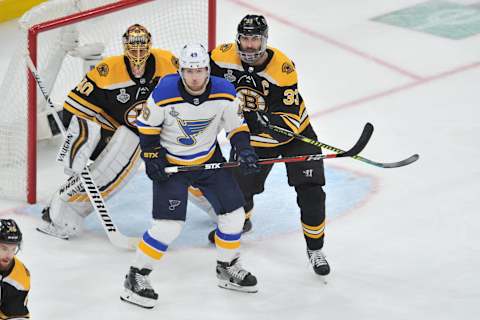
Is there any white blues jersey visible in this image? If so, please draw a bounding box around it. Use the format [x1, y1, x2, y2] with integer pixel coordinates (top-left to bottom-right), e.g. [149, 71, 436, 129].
[136, 74, 249, 165]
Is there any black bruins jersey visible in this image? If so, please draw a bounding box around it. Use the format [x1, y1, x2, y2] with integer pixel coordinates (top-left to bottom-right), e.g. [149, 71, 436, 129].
[0, 257, 30, 319]
[64, 48, 178, 133]
[210, 43, 311, 148]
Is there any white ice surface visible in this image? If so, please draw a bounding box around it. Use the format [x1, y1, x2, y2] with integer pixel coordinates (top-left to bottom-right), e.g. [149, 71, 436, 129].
[0, 0, 479, 319]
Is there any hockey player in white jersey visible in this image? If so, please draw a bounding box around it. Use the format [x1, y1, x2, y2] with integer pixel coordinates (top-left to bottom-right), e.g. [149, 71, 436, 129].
[120, 44, 260, 308]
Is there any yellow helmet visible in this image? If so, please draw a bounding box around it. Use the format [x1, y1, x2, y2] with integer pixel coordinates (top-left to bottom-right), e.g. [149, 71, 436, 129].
[122, 24, 152, 69]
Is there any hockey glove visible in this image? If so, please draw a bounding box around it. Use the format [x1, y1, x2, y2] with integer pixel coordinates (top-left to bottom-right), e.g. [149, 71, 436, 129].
[141, 147, 170, 182]
[243, 111, 270, 133]
[238, 147, 260, 175]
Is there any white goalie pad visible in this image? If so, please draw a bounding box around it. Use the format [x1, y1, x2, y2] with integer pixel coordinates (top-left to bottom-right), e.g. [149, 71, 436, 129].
[56, 115, 101, 174]
[48, 126, 141, 237]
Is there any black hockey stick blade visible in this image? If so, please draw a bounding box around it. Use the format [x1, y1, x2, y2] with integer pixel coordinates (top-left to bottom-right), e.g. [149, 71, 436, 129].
[374, 153, 420, 168]
[338, 122, 374, 157]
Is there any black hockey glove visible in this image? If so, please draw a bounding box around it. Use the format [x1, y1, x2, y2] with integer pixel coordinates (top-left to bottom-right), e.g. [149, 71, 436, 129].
[141, 147, 170, 182]
[237, 147, 260, 175]
[243, 111, 270, 133]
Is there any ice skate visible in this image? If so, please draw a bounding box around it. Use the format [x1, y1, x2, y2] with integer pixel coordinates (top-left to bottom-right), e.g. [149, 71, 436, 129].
[120, 267, 158, 309]
[216, 257, 257, 293]
[307, 248, 330, 276]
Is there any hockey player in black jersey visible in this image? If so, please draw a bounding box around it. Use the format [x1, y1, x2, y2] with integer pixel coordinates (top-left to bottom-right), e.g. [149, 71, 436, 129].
[0, 219, 30, 319]
[191, 15, 330, 276]
[37, 24, 178, 239]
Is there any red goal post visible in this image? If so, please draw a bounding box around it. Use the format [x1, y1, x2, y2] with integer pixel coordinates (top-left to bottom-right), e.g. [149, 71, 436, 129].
[0, 0, 216, 203]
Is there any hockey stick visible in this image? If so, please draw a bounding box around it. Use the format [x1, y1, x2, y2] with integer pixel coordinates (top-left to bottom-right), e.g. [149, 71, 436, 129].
[26, 55, 138, 250]
[267, 123, 419, 168]
[165, 122, 373, 174]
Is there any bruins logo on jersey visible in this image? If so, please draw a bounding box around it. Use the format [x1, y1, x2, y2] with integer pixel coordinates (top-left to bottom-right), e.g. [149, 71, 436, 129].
[282, 62, 294, 74]
[125, 101, 145, 127]
[171, 56, 179, 69]
[220, 44, 233, 52]
[237, 87, 267, 112]
[96, 63, 109, 77]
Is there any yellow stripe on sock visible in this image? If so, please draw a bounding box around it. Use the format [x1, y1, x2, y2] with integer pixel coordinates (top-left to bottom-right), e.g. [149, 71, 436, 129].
[302, 221, 325, 231]
[215, 236, 240, 250]
[138, 241, 164, 260]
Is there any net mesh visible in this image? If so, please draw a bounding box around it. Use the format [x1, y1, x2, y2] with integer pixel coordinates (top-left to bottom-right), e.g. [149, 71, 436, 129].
[0, 0, 212, 201]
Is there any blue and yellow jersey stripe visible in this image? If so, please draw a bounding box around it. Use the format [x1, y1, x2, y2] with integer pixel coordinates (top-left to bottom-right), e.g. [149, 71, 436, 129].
[165, 143, 217, 165]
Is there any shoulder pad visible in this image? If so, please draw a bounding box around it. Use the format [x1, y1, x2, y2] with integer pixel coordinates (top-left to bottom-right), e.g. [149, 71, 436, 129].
[87, 55, 133, 90]
[261, 47, 298, 87]
[151, 73, 182, 106]
[210, 43, 242, 68]
[5, 257, 31, 291]
[151, 48, 179, 77]
[210, 76, 237, 99]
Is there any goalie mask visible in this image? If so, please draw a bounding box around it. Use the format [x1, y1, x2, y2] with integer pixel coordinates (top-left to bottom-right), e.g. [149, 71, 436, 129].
[179, 43, 210, 94]
[236, 14, 268, 64]
[122, 24, 152, 70]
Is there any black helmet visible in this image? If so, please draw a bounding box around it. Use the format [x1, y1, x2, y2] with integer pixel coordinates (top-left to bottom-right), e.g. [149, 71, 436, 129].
[0, 219, 22, 244]
[236, 15, 268, 64]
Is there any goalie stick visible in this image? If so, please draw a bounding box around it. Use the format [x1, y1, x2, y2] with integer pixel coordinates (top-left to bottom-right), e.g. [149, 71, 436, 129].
[26, 55, 138, 250]
[165, 122, 373, 174]
[266, 123, 419, 168]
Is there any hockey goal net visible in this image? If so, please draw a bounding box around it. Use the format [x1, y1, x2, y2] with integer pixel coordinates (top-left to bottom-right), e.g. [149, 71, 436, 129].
[0, 0, 216, 203]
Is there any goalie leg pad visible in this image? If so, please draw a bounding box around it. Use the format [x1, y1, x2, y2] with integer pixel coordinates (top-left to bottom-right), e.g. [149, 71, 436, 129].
[56, 115, 101, 174]
[47, 126, 141, 237]
[47, 193, 87, 237]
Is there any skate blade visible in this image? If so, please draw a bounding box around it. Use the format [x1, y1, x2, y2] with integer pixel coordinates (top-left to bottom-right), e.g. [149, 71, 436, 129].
[217, 279, 258, 293]
[36, 225, 69, 240]
[120, 289, 157, 309]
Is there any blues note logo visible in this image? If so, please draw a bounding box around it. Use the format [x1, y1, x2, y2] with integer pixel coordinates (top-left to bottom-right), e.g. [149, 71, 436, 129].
[177, 117, 214, 145]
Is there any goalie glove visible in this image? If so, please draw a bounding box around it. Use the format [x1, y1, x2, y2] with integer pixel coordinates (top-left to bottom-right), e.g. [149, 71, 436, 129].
[69, 42, 105, 72]
[59, 26, 79, 53]
[69, 42, 105, 60]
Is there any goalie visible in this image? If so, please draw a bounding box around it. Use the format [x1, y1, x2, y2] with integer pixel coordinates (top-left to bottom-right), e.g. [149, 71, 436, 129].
[38, 24, 178, 239]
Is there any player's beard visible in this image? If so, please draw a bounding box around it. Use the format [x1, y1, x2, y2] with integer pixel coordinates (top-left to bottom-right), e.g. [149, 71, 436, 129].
[0, 256, 13, 271]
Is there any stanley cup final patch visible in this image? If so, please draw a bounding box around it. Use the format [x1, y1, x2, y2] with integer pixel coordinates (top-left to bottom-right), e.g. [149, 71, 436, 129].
[116, 89, 131, 103]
